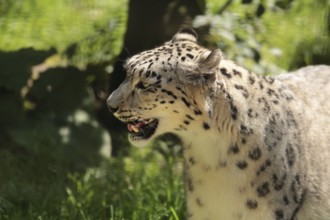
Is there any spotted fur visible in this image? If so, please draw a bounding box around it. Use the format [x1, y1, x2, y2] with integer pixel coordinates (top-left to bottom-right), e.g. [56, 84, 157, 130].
[107, 29, 330, 220]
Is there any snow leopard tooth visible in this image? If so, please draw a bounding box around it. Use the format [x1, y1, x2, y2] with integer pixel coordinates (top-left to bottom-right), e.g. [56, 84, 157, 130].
[131, 125, 139, 133]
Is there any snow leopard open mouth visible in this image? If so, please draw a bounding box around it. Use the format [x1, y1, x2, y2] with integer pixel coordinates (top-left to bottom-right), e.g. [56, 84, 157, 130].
[127, 119, 159, 139]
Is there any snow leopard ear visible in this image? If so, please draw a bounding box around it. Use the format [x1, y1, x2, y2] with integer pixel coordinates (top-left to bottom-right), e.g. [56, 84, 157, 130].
[199, 49, 222, 72]
[172, 28, 198, 43]
[179, 49, 222, 86]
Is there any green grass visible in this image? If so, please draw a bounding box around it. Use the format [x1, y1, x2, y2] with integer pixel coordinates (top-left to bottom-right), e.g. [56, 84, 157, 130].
[0, 0, 127, 67]
[0, 139, 185, 220]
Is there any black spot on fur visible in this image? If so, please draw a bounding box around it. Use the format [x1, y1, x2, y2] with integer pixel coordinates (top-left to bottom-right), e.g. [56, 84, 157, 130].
[257, 182, 270, 197]
[230, 105, 238, 120]
[187, 53, 194, 59]
[181, 56, 186, 61]
[286, 143, 296, 167]
[295, 175, 301, 185]
[145, 71, 151, 77]
[176, 86, 187, 96]
[249, 76, 255, 85]
[291, 180, 300, 203]
[139, 69, 144, 76]
[237, 161, 248, 169]
[225, 93, 238, 120]
[178, 124, 187, 131]
[275, 209, 284, 219]
[246, 199, 258, 209]
[257, 159, 272, 176]
[181, 97, 190, 108]
[184, 120, 190, 125]
[247, 108, 253, 117]
[229, 144, 240, 154]
[266, 141, 278, 152]
[147, 62, 153, 69]
[267, 88, 277, 97]
[189, 157, 196, 165]
[203, 122, 210, 130]
[240, 124, 254, 135]
[283, 195, 290, 205]
[234, 84, 249, 98]
[258, 97, 271, 113]
[265, 76, 275, 84]
[286, 110, 299, 128]
[186, 114, 195, 120]
[151, 71, 157, 77]
[196, 198, 203, 207]
[187, 176, 194, 192]
[220, 68, 231, 78]
[233, 69, 242, 77]
[273, 173, 287, 191]
[247, 108, 258, 118]
[194, 109, 202, 115]
[290, 189, 306, 219]
[161, 89, 177, 99]
[249, 147, 262, 160]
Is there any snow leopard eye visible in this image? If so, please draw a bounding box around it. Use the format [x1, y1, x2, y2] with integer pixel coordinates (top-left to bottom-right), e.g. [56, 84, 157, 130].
[136, 81, 150, 90]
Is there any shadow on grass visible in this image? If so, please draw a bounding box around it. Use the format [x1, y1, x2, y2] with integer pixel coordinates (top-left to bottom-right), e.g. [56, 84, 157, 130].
[0, 48, 104, 219]
[0, 49, 185, 220]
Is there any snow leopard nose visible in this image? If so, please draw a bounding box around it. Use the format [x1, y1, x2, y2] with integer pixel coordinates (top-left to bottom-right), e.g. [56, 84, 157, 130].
[107, 90, 122, 114]
[107, 96, 119, 113]
[107, 78, 130, 114]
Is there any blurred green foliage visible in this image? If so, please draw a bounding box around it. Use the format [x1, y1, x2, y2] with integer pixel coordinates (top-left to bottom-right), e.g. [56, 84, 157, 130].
[0, 0, 329, 219]
[194, 0, 330, 74]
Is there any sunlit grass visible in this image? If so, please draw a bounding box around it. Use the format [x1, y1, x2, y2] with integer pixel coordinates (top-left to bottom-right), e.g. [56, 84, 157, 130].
[0, 0, 127, 67]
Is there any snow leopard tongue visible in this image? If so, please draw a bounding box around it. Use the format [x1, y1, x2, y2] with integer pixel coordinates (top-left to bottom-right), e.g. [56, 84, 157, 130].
[127, 121, 145, 133]
[127, 119, 159, 139]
